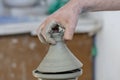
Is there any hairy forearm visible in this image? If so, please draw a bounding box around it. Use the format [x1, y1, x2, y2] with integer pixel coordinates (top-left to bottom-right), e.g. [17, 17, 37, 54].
[69, 0, 120, 12]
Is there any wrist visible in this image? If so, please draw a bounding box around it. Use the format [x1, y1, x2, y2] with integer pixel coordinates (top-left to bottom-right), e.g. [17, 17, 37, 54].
[68, 0, 84, 14]
[69, 0, 97, 12]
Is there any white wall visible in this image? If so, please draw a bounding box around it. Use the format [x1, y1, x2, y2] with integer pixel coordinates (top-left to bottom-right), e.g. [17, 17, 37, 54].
[0, 0, 5, 16]
[95, 11, 120, 80]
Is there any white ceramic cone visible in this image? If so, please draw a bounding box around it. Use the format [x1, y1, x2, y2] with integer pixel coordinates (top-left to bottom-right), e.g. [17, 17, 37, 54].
[36, 41, 83, 72]
[33, 23, 83, 80]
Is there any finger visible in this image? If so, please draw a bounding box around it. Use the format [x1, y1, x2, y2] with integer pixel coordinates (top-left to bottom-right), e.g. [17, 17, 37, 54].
[46, 34, 56, 44]
[37, 31, 47, 44]
[63, 25, 75, 40]
[36, 20, 46, 34]
[36, 22, 48, 44]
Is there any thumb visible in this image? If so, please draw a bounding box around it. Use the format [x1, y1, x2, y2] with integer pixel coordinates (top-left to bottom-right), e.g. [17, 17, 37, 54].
[63, 25, 76, 40]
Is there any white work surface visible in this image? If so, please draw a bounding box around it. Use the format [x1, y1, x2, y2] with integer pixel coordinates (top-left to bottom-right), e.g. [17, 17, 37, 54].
[0, 16, 101, 36]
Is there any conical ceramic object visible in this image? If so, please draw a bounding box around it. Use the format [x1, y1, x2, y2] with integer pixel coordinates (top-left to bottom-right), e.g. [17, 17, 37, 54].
[33, 23, 83, 80]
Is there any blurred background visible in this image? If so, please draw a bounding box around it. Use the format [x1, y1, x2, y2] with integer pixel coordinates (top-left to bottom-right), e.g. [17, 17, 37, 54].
[0, 0, 120, 80]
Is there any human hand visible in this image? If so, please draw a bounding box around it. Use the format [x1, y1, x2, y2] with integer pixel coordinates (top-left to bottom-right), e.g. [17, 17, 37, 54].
[37, 0, 83, 44]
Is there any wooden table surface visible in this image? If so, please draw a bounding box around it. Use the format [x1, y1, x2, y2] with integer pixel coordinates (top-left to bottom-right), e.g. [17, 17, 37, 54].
[0, 33, 93, 80]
